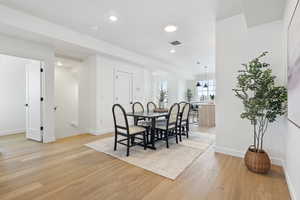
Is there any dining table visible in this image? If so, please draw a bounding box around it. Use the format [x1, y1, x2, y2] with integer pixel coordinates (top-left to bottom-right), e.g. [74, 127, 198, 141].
[126, 111, 169, 150]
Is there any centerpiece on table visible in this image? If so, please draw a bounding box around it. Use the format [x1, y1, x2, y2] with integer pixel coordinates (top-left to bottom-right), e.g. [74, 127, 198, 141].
[154, 88, 168, 113]
[232, 52, 287, 174]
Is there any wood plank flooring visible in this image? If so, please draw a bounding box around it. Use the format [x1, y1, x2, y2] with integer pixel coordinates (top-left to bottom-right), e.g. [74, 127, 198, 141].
[0, 133, 291, 200]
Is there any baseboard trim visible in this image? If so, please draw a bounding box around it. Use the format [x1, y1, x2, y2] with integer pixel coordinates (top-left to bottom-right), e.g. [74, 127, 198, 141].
[282, 162, 297, 200]
[89, 128, 114, 136]
[214, 146, 283, 166]
[0, 129, 25, 136]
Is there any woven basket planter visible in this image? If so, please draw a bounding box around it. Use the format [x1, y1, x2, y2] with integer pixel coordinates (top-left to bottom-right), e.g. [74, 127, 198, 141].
[244, 145, 271, 174]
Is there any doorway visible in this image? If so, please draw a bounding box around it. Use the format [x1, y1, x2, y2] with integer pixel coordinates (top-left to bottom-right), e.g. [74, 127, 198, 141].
[54, 57, 80, 139]
[0, 53, 43, 143]
[114, 70, 133, 111]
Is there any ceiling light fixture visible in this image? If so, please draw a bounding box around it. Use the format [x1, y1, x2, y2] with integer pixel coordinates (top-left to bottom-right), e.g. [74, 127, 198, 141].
[170, 49, 176, 53]
[204, 66, 209, 88]
[57, 61, 63, 66]
[164, 25, 178, 33]
[91, 25, 99, 31]
[109, 15, 118, 22]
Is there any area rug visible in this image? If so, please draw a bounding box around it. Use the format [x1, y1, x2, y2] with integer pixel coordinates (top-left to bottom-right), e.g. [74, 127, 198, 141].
[85, 132, 215, 180]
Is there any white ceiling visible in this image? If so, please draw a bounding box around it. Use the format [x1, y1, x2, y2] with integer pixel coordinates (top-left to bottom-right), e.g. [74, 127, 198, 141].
[216, 0, 243, 20]
[0, 0, 216, 74]
[243, 0, 286, 27]
[217, 0, 286, 27]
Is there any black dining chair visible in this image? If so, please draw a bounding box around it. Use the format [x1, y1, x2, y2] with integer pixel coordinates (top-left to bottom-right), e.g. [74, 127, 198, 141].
[132, 102, 146, 123]
[178, 101, 187, 114]
[178, 103, 191, 141]
[147, 101, 157, 113]
[112, 104, 147, 156]
[132, 101, 151, 142]
[155, 103, 180, 148]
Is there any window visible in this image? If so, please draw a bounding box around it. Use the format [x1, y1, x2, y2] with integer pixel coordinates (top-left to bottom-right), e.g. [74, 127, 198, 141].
[197, 80, 216, 99]
[160, 80, 168, 92]
[159, 80, 168, 102]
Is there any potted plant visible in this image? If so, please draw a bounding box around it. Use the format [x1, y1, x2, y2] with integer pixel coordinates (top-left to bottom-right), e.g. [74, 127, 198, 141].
[232, 52, 287, 174]
[186, 88, 193, 102]
[209, 94, 215, 103]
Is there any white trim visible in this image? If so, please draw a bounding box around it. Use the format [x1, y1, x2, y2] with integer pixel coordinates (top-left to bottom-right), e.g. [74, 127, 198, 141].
[214, 145, 283, 166]
[283, 162, 298, 200]
[89, 128, 114, 136]
[0, 129, 25, 136]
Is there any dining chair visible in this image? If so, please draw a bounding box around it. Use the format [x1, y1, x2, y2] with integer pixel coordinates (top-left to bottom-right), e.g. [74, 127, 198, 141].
[132, 102, 146, 123]
[112, 104, 147, 156]
[178, 101, 187, 113]
[147, 101, 157, 113]
[155, 103, 180, 148]
[132, 101, 151, 142]
[178, 103, 191, 141]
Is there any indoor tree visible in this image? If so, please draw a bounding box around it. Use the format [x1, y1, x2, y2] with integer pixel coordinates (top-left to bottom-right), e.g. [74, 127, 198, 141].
[232, 52, 287, 153]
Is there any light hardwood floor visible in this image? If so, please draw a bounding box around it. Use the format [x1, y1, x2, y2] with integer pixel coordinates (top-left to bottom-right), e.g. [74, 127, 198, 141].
[0, 133, 290, 200]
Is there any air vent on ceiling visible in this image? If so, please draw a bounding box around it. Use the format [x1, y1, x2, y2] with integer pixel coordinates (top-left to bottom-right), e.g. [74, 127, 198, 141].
[170, 40, 182, 46]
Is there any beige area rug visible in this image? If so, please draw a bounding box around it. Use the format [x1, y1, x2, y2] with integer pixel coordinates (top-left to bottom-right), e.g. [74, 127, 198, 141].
[85, 132, 215, 180]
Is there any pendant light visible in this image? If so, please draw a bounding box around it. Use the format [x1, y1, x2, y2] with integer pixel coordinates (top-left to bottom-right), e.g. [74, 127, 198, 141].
[196, 81, 201, 87]
[203, 66, 208, 88]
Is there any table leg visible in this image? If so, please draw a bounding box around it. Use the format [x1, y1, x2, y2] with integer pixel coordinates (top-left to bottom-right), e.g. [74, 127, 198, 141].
[134, 116, 138, 125]
[150, 117, 156, 150]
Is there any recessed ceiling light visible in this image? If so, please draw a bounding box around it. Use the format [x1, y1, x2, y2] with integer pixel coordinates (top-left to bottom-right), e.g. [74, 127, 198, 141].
[109, 15, 118, 22]
[91, 25, 99, 31]
[57, 61, 63, 66]
[164, 25, 178, 33]
[170, 49, 176, 53]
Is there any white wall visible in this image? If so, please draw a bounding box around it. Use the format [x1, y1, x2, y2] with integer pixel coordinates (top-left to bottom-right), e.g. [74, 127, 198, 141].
[77, 54, 188, 135]
[168, 78, 187, 105]
[0, 34, 55, 143]
[0, 54, 27, 136]
[77, 55, 153, 135]
[77, 56, 97, 133]
[55, 64, 79, 139]
[152, 74, 187, 105]
[283, 0, 300, 199]
[215, 15, 286, 165]
[96, 55, 152, 134]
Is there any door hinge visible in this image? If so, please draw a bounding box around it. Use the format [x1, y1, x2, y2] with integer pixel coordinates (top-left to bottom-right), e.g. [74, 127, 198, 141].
[41, 97, 44, 102]
[40, 126, 44, 131]
[40, 68, 44, 73]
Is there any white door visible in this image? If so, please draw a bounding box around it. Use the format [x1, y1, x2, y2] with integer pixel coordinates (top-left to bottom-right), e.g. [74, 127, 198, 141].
[114, 70, 133, 112]
[25, 60, 43, 142]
